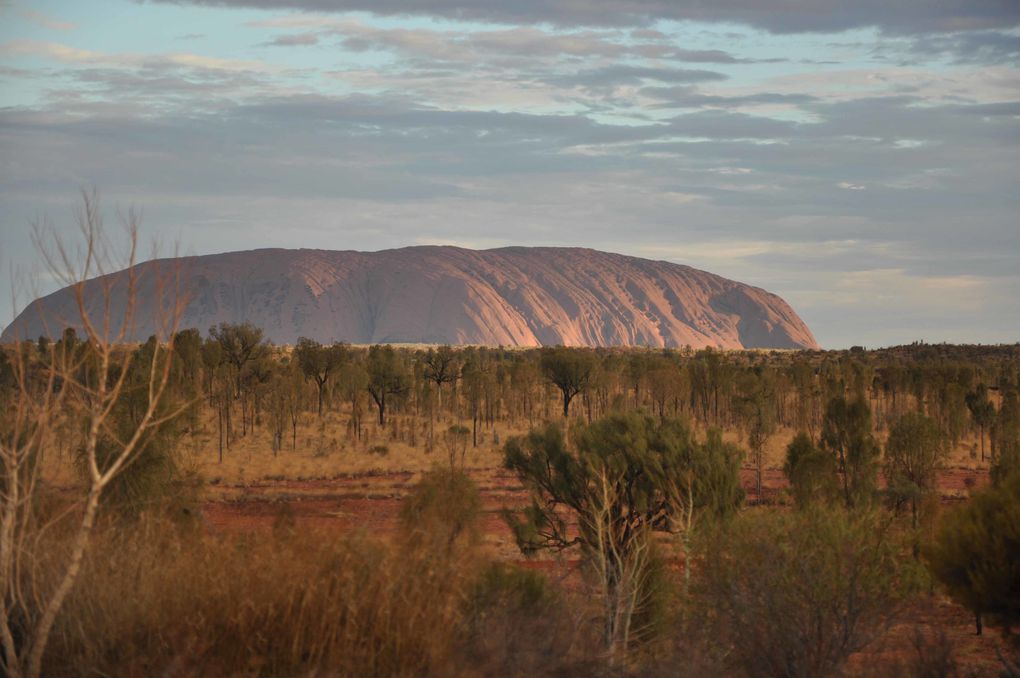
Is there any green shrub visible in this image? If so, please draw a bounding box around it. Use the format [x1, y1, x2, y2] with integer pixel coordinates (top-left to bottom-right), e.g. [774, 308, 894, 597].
[697, 507, 923, 678]
[783, 431, 839, 509]
[925, 470, 1020, 638]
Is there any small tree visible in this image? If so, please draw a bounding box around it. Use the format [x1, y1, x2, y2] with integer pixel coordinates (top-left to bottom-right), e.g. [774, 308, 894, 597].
[0, 191, 188, 678]
[885, 412, 946, 531]
[294, 338, 348, 417]
[821, 395, 880, 509]
[366, 345, 409, 427]
[992, 389, 1020, 484]
[422, 345, 460, 411]
[783, 431, 838, 509]
[540, 347, 595, 418]
[208, 321, 267, 396]
[699, 507, 922, 678]
[503, 412, 742, 663]
[736, 368, 777, 504]
[966, 384, 996, 462]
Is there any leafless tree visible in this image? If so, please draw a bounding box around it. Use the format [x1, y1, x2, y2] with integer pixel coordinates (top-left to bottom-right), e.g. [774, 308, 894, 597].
[0, 190, 188, 678]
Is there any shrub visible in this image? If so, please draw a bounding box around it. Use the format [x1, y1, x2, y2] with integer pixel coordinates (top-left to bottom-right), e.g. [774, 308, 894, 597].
[503, 413, 741, 664]
[399, 466, 481, 554]
[925, 470, 1020, 638]
[783, 431, 839, 509]
[697, 507, 923, 678]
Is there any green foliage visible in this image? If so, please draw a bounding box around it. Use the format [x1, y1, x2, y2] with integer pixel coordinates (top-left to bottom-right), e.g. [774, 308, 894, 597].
[399, 466, 481, 553]
[366, 344, 410, 425]
[925, 471, 1020, 637]
[698, 507, 923, 678]
[294, 337, 349, 416]
[422, 345, 460, 387]
[467, 562, 553, 617]
[540, 346, 596, 417]
[503, 413, 743, 556]
[821, 395, 880, 509]
[208, 322, 268, 392]
[783, 431, 839, 508]
[503, 413, 742, 659]
[885, 412, 946, 527]
[688, 428, 746, 520]
[992, 389, 1020, 485]
[77, 338, 196, 520]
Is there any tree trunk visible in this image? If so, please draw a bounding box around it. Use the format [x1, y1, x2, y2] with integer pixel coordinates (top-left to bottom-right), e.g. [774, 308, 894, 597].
[25, 489, 102, 678]
[218, 404, 224, 463]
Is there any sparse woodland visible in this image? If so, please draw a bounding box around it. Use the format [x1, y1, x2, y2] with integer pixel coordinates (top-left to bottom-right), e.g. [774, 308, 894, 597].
[1, 208, 1019, 676]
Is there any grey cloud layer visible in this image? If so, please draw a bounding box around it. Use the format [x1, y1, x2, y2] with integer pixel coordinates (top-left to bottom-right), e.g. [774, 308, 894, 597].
[148, 0, 1020, 33]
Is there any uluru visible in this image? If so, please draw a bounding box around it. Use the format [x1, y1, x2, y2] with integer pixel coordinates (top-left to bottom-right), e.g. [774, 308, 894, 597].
[1, 246, 818, 349]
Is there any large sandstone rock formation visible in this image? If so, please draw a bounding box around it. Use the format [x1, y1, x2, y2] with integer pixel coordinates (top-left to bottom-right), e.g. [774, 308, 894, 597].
[2, 246, 818, 349]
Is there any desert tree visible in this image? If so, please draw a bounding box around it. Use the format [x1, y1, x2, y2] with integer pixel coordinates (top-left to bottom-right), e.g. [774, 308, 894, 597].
[170, 328, 203, 432]
[885, 412, 946, 532]
[422, 345, 460, 413]
[926, 470, 1020, 638]
[294, 337, 349, 417]
[991, 388, 1020, 484]
[821, 395, 880, 509]
[788, 358, 819, 436]
[0, 191, 188, 678]
[736, 367, 777, 504]
[783, 431, 839, 509]
[645, 355, 682, 420]
[503, 412, 742, 663]
[208, 321, 267, 398]
[461, 352, 494, 447]
[966, 384, 996, 461]
[366, 345, 410, 427]
[337, 356, 368, 440]
[265, 361, 298, 455]
[540, 346, 596, 418]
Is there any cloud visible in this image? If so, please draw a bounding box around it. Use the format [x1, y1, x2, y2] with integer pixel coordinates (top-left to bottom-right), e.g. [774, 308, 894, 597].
[262, 32, 320, 47]
[550, 65, 728, 89]
[17, 8, 77, 32]
[0, 39, 281, 73]
[907, 31, 1020, 65]
[641, 86, 818, 109]
[145, 0, 1020, 33]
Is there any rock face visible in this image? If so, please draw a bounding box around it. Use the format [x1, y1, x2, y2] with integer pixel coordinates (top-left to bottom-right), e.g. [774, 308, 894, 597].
[2, 246, 818, 349]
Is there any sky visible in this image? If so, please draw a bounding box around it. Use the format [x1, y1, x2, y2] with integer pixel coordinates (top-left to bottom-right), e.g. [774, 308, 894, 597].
[0, 0, 1018, 348]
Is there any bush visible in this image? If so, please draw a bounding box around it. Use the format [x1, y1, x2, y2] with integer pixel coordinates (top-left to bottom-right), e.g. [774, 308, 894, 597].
[783, 431, 838, 509]
[399, 466, 481, 554]
[925, 470, 1020, 638]
[696, 507, 923, 678]
[460, 563, 587, 675]
[503, 413, 741, 664]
